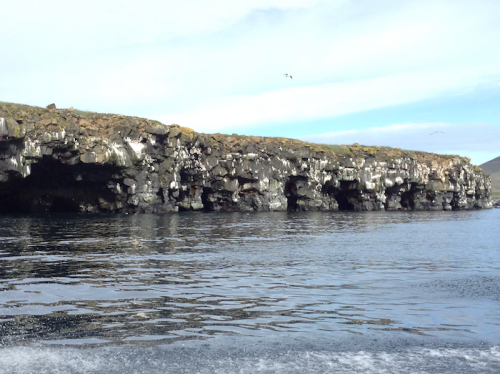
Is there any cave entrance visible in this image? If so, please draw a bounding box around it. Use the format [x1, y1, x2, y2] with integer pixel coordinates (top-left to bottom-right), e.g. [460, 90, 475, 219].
[335, 191, 355, 210]
[0, 157, 120, 214]
[334, 180, 359, 211]
[157, 187, 166, 204]
[284, 176, 308, 211]
[400, 189, 416, 209]
[201, 187, 212, 211]
[50, 196, 81, 213]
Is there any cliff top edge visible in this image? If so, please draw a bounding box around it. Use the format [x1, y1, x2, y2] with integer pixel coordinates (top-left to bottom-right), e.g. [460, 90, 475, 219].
[0, 100, 479, 169]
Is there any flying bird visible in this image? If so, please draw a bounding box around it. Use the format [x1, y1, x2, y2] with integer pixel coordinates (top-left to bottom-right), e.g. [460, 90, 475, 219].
[430, 131, 444, 135]
[284, 74, 292, 79]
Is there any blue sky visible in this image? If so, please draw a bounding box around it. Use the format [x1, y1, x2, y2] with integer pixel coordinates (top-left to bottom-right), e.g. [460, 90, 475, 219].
[1, 0, 499, 165]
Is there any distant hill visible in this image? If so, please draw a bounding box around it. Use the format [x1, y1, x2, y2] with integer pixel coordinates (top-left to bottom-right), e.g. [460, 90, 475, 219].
[479, 156, 500, 174]
[480, 156, 500, 199]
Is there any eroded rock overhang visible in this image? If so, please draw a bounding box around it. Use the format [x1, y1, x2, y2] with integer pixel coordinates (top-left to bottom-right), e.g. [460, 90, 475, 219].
[0, 102, 492, 213]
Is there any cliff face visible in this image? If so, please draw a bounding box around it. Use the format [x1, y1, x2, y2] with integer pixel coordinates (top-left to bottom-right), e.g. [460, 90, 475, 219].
[0, 102, 492, 213]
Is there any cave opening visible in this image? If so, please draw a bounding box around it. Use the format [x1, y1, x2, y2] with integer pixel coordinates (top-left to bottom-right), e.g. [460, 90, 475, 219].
[180, 171, 190, 184]
[284, 179, 297, 211]
[0, 157, 120, 214]
[334, 180, 359, 211]
[50, 196, 81, 213]
[284, 176, 308, 211]
[157, 187, 166, 204]
[400, 184, 417, 210]
[335, 192, 355, 210]
[201, 187, 213, 211]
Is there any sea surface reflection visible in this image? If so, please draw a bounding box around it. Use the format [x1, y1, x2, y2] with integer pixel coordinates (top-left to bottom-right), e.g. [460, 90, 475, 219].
[1, 210, 499, 350]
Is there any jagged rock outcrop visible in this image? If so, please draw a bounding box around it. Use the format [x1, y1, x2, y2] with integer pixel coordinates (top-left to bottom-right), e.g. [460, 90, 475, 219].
[0, 102, 492, 213]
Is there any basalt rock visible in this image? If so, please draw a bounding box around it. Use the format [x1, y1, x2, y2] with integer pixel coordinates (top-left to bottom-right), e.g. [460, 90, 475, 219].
[0, 102, 493, 213]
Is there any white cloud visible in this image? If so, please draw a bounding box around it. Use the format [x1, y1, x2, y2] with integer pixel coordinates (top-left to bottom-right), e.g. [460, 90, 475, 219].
[149, 0, 500, 131]
[0, 0, 329, 48]
[163, 65, 500, 133]
[1, 0, 500, 140]
[298, 122, 500, 165]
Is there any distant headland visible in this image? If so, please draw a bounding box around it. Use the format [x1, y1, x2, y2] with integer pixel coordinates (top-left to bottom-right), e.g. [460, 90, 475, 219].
[0, 101, 492, 213]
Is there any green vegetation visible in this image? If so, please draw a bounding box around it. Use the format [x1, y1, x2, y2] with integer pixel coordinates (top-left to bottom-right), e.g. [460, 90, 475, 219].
[72, 109, 99, 118]
[312, 143, 419, 161]
[439, 153, 463, 160]
[315, 144, 352, 155]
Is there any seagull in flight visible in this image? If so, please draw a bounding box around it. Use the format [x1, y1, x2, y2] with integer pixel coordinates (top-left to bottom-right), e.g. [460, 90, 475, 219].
[284, 73, 292, 79]
[430, 131, 444, 135]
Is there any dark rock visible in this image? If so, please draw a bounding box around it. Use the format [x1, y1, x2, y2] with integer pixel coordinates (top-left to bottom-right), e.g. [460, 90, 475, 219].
[0, 102, 493, 214]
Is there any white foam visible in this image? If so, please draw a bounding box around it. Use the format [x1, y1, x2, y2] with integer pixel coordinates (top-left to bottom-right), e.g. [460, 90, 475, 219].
[0, 346, 499, 374]
[0, 347, 105, 374]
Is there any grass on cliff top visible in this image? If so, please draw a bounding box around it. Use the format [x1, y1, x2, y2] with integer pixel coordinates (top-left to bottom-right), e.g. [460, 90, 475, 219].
[316, 143, 418, 160]
[209, 134, 424, 160]
[0, 101, 41, 111]
[316, 143, 473, 165]
[70, 109, 164, 127]
[72, 109, 105, 118]
[72, 108, 131, 120]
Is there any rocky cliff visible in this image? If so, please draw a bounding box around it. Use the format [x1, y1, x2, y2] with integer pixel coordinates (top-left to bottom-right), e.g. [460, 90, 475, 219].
[0, 102, 492, 213]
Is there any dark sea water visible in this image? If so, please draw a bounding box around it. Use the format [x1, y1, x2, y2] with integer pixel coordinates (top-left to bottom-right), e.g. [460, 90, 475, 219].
[0, 210, 499, 373]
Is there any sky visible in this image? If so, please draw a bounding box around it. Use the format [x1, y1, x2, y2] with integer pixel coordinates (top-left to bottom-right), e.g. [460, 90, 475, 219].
[1, 0, 499, 165]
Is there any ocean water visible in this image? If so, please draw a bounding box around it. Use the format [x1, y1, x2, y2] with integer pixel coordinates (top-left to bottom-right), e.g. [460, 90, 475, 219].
[0, 210, 499, 373]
